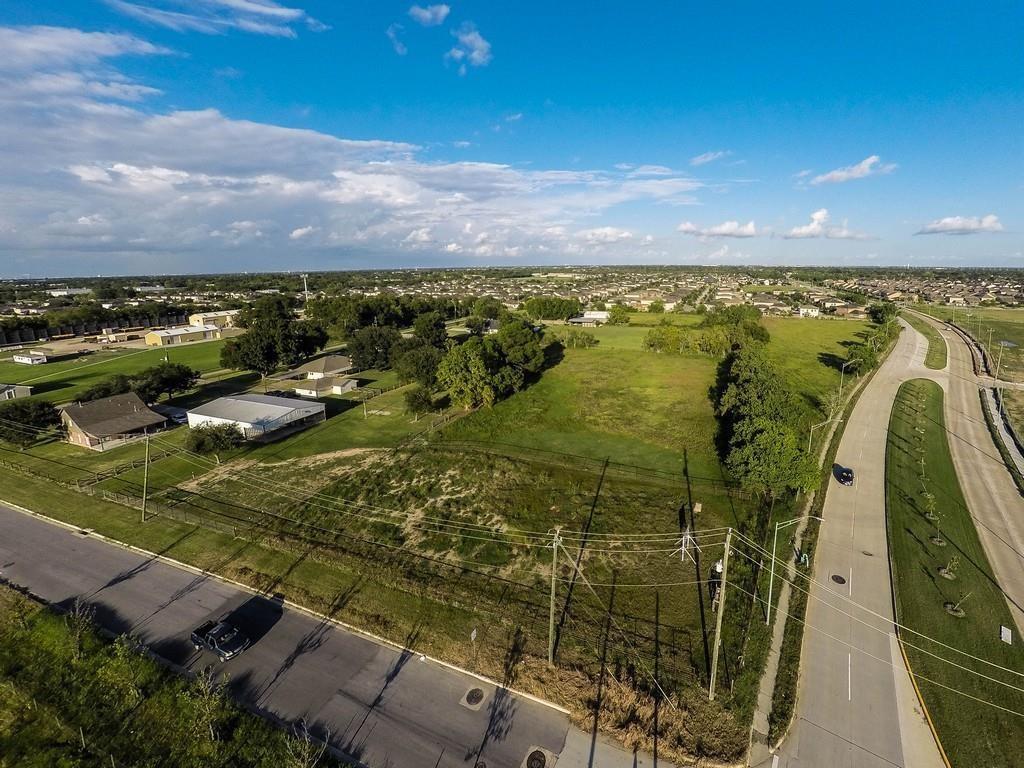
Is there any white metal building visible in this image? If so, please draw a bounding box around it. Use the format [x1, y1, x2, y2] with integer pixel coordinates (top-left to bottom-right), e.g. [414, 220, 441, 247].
[186, 394, 326, 439]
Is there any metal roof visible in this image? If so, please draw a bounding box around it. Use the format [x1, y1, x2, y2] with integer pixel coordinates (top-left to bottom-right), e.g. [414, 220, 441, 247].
[187, 393, 324, 426]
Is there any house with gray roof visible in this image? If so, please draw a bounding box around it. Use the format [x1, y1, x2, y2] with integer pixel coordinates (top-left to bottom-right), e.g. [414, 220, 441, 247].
[62, 392, 166, 451]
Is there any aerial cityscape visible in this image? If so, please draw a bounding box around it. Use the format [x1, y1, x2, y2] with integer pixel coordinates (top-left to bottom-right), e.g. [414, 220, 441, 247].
[0, 3, 1022, 768]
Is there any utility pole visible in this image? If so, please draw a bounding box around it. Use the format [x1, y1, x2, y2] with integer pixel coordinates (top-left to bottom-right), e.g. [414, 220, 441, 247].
[548, 527, 563, 667]
[708, 528, 732, 701]
[141, 432, 150, 524]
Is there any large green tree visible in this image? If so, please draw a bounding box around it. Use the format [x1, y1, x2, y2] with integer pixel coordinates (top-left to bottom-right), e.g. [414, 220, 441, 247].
[348, 325, 402, 370]
[437, 337, 497, 408]
[413, 311, 448, 349]
[0, 399, 60, 447]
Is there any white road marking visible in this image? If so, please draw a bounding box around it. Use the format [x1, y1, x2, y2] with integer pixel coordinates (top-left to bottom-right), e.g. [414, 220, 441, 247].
[849, 567, 853, 596]
[848, 653, 852, 701]
[772, 755, 780, 768]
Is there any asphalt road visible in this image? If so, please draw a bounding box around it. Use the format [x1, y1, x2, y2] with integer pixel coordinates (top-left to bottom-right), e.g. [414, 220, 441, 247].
[0, 502, 668, 768]
[770, 320, 943, 768]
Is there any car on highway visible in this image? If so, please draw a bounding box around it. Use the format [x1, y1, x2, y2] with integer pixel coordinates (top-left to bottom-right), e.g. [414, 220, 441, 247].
[190, 620, 250, 661]
[837, 467, 855, 486]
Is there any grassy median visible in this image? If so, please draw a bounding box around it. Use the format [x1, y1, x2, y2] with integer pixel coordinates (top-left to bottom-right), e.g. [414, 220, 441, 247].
[901, 312, 947, 369]
[886, 379, 1024, 767]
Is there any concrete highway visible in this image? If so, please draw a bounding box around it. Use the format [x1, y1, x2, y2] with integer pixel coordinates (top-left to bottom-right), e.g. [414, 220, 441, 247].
[913, 312, 1024, 637]
[770, 320, 944, 768]
[0, 502, 667, 768]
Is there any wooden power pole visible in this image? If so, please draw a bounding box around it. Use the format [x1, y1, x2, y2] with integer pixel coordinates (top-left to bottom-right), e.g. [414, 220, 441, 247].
[709, 528, 732, 701]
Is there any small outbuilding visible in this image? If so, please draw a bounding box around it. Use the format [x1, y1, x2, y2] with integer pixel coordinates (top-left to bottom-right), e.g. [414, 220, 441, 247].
[0, 383, 33, 401]
[12, 350, 49, 365]
[62, 392, 167, 451]
[186, 394, 326, 440]
[145, 325, 222, 347]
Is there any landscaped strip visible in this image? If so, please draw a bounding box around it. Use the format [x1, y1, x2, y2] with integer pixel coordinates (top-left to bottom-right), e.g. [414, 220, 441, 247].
[886, 379, 1024, 768]
[901, 312, 947, 369]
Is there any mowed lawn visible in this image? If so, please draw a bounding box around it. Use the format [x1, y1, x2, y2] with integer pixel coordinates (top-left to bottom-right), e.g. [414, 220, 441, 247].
[760, 317, 872, 409]
[886, 379, 1024, 767]
[0, 340, 230, 403]
[916, 304, 1024, 381]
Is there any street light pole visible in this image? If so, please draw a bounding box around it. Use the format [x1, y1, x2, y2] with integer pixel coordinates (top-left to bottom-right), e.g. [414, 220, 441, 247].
[839, 360, 854, 401]
[766, 516, 824, 626]
[808, 418, 840, 453]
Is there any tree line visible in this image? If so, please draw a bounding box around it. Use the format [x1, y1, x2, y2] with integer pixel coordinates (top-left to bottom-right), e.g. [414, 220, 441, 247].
[642, 305, 771, 358]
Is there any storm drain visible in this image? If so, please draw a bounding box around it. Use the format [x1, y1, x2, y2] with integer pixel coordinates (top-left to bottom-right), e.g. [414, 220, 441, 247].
[520, 746, 555, 768]
[831, 574, 847, 585]
[461, 687, 487, 711]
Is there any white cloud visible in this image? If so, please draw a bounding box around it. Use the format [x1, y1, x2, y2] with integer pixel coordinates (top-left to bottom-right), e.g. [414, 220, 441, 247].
[0, 24, 723, 272]
[106, 0, 325, 38]
[690, 150, 731, 167]
[289, 225, 316, 239]
[916, 214, 1003, 235]
[408, 4, 450, 26]
[810, 155, 896, 185]
[629, 164, 674, 177]
[576, 226, 633, 244]
[678, 219, 757, 238]
[783, 208, 871, 240]
[505, 112, 523, 122]
[0, 25, 170, 71]
[446, 23, 492, 75]
[386, 23, 407, 55]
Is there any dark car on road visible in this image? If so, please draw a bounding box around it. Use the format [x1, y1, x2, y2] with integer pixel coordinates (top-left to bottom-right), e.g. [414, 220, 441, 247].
[191, 620, 250, 661]
[837, 467, 855, 486]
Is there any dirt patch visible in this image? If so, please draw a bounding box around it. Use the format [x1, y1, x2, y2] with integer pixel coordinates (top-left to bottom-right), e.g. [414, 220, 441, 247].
[178, 458, 258, 492]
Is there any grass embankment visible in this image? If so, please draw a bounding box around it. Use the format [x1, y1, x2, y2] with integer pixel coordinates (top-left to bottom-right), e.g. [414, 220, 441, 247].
[0, 584, 339, 767]
[977, 390, 1024, 497]
[901, 312, 948, 369]
[0, 339, 229, 403]
[916, 304, 1024, 381]
[887, 379, 1024, 767]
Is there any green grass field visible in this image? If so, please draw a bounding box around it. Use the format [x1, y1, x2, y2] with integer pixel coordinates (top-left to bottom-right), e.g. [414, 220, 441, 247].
[886, 379, 1024, 767]
[901, 312, 947, 369]
[0, 340, 230, 403]
[916, 304, 1024, 381]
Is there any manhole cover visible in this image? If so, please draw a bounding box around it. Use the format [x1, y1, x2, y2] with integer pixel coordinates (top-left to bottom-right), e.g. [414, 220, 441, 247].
[862, 550, 874, 557]
[466, 688, 484, 705]
[831, 574, 847, 585]
[527, 751, 547, 768]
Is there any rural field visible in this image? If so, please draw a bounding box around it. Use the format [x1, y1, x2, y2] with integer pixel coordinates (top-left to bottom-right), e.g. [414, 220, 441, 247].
[0, 339, 231, 403]
[886, 379, 1024, 767]
[0, 313, 874, 761]
[916, 304, 1024, 381]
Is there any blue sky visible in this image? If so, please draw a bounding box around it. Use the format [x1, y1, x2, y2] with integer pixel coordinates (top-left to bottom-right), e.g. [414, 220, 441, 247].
[0, 1, 1021, 276]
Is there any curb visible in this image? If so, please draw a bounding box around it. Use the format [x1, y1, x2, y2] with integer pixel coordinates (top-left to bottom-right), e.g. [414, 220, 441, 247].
[0, 498, 570, 717]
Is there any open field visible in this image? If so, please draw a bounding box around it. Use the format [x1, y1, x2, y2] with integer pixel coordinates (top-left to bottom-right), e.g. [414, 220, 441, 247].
[0, 339, 230, 403]
[0, 314, 877, 761]
[901, 312, 947, 369]
[886, 379, 1024, 767]
[916, 304, 1024, 381]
